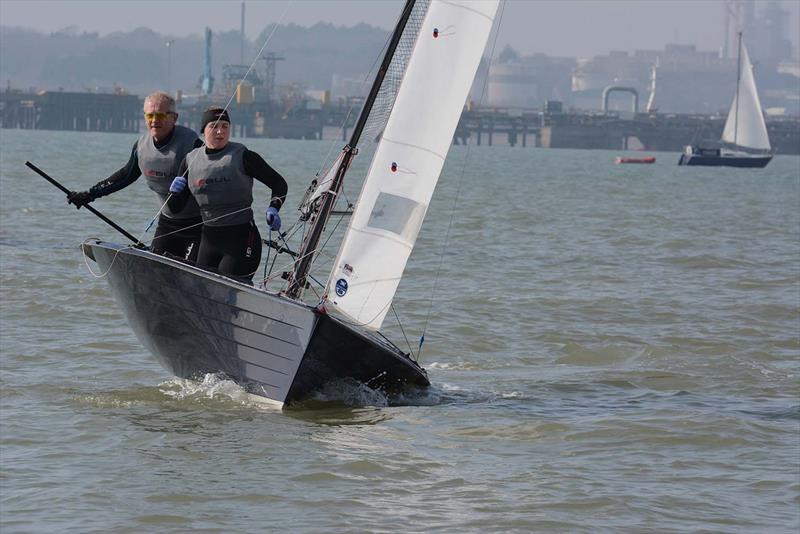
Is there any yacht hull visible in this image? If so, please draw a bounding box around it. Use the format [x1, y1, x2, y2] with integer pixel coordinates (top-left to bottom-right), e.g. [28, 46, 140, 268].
[83, 240, 429, 406]
[678, 147, 772, 168]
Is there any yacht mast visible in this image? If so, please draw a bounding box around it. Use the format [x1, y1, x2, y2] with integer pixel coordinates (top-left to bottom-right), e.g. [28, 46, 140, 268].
[285, 0, 417, 300]
[734, 31, 742, 147]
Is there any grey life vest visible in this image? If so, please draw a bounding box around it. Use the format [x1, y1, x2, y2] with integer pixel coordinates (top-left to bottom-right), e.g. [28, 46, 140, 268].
[137, 124, 200, 219]
[186, 142, 254, 227]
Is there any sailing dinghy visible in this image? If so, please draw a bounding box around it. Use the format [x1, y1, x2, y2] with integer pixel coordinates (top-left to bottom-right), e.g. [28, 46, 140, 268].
[679, 32, 773, 168]
[81, 0, 499, 407]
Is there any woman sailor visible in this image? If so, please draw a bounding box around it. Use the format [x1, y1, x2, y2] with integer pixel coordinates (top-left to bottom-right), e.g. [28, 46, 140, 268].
[168, 107, 287, 282]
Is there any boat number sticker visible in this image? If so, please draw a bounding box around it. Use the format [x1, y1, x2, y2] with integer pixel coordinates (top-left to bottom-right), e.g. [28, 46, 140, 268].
[335, 278, 348, 297]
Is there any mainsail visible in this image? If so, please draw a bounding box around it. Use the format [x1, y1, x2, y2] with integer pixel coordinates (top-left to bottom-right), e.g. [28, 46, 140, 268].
[326, 0, 500, 329]
[721, 38, 771, 151]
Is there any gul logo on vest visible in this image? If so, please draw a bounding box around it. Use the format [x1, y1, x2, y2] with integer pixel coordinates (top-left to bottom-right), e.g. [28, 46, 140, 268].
[196, 176, 231, 187]
[335, 278, 348, 297]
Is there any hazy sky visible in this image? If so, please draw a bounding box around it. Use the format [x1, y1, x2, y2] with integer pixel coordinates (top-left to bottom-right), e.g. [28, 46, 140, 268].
[2, 0, 799, 59]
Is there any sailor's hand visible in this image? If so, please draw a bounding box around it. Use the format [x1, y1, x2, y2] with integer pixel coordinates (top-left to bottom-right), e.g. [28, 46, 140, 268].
[266, 206, 281, 231]
[67, 190, 95, 209]
[169, 176, 187, 194]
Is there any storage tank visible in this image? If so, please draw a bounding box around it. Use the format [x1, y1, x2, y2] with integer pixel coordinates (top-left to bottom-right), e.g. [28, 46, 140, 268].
[487, 62, 538, 108]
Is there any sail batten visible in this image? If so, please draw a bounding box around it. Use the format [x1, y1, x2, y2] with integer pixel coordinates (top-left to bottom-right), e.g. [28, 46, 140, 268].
[325, 0, 500, 330]
[721, 38, 771, 151]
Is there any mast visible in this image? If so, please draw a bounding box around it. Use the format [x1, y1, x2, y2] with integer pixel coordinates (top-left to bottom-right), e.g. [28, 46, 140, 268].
[285, 0, 417, 300]
[733, 31, 742, 147]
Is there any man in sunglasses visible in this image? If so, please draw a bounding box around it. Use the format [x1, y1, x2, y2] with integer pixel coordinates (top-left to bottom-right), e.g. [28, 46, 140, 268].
[67, 91, 203, 261]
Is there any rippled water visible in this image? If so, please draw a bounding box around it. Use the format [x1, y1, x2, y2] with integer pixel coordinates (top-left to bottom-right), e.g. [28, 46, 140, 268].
[2, 129, 799, 532]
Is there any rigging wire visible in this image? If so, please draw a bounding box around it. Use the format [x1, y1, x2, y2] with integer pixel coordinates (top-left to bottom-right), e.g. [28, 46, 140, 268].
[415, 0, 508, 361]
[329, 29, 394, 213]
[260, 222, 304, 286]
[390, 304, 416, 360]
[81, 238, 130, 278]
[83, 205, 252, 279]
[213, 1, 294, 136]
[301, 208, 348, 294]
[292, 23, 394, 264]
[262, 228, 272, 285]
[83, 192, 175, 279]
[313, 12, 396, 181]
[290, 17, 402, 299]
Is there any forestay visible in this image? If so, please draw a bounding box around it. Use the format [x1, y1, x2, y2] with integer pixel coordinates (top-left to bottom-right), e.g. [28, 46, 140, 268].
[721, 41, 771, 151]
[326, 0, 499, 330]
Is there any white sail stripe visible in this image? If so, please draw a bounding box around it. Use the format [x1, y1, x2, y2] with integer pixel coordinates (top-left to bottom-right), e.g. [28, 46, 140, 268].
[379, 136, 447, 162]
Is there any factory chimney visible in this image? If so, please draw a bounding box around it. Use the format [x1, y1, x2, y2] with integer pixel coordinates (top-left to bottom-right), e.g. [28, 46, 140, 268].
[201, 27, 214, 95]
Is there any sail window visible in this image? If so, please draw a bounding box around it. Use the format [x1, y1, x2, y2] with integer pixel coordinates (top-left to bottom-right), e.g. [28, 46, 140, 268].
[366, 192, 424, 242]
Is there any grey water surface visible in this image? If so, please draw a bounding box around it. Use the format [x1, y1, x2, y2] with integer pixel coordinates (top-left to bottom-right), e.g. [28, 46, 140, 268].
[1, 129, 798, 532]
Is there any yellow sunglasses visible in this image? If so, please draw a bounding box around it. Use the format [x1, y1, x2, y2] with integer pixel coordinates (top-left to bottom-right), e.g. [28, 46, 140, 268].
[143, 111, 175, 121]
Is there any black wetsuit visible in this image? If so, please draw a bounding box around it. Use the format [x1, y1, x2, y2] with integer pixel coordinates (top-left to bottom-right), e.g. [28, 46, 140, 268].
[168, 144, 287, 282]
[89, 127, 204, 261]
[195, 222, 263, 281]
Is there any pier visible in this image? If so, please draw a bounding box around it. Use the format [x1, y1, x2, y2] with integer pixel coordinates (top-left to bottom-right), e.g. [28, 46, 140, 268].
[451, 109, 800, 155]
[322, 101, 800, 155]
[2, 89, 798, 155]
[0, 91, 140, 132]
[175, 100, 324, 140]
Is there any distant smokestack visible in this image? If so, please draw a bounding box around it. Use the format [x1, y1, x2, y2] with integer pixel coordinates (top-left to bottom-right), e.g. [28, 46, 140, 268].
[202, 27, 214, 95]
[240, 2, 245, 64]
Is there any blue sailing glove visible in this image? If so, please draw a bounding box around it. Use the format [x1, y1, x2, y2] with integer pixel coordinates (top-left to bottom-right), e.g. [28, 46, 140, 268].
[266, 206, 281, 231]
[169, 176, 187, 193]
